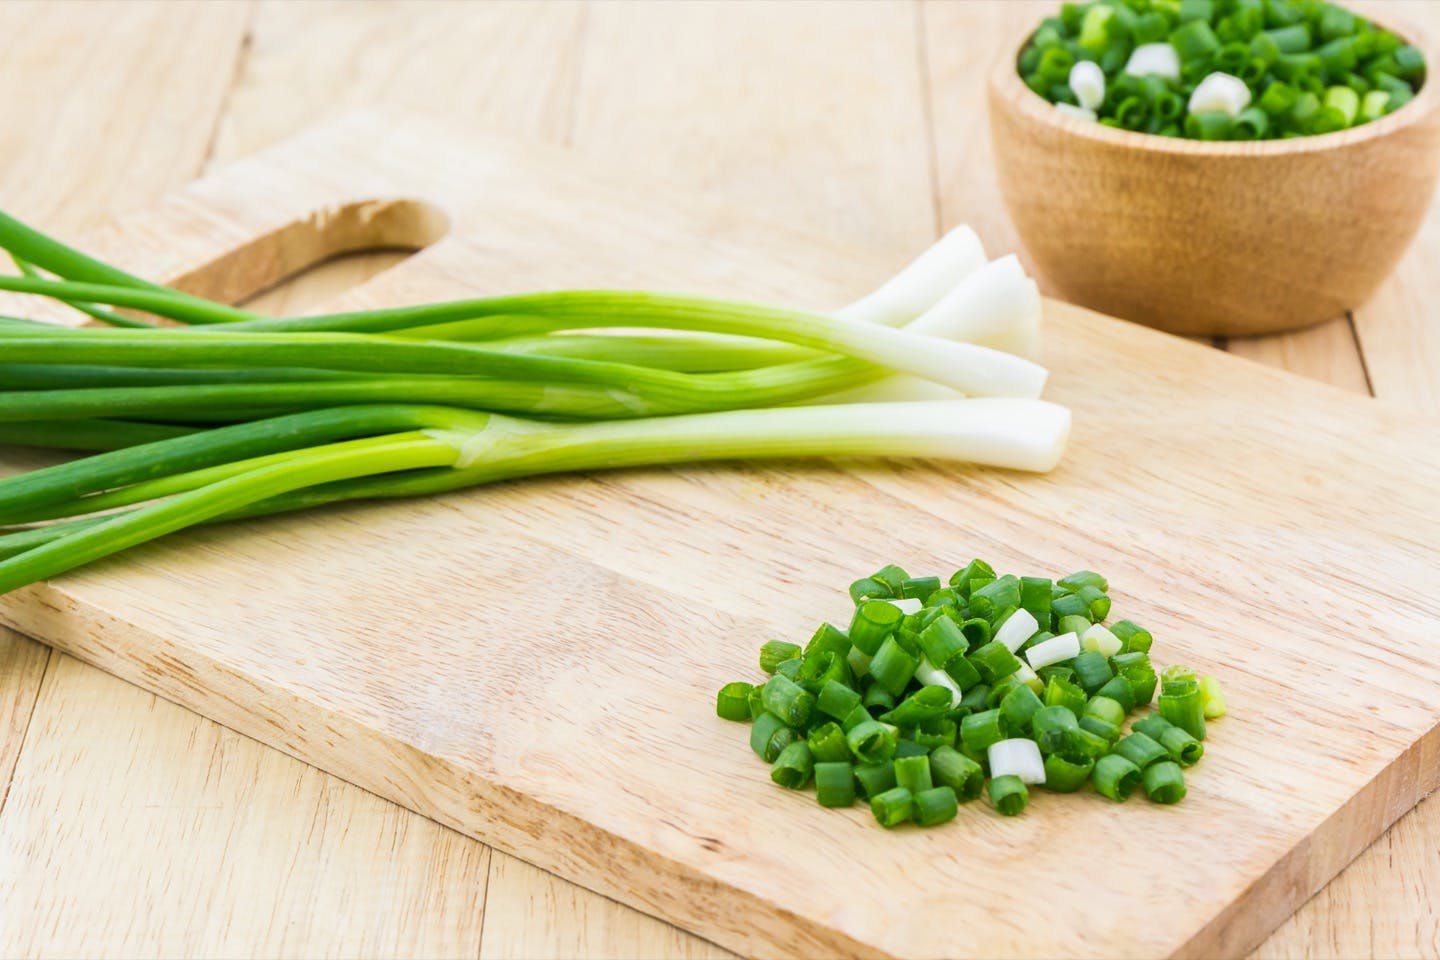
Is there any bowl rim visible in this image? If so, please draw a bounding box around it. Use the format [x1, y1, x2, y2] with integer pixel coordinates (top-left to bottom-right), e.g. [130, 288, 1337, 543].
[990, 8, 1440, 156]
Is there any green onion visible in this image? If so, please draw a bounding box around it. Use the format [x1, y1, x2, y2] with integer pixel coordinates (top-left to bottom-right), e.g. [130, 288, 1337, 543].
[913, 786, 960, 826]
[1079, 714, 1121, 744]
[814, 761, 856, 807]
[1200, 674, 1228, 718]
[771, 741, 815, 789]
[894, 755, 934, 794]
[879, 685, 953, 726]
[1112, 731, 1169, 769]
[852, 761, 897, 799]
[1000, 682, 1045, 732]
[1062, 726, 1112, 762]
[1084, 695, 1126, 728]
[1041, 752, 1094, 792]
[918, 617, 969, 670]
[862, 683, 896, 716]
[716, 682, 754, 721]
[1092, 754, 1143, 801]
[1110, 620, 1152, 654]
[870, 786, 914, 827]
[807, 722, 852, 763]
[1158, 665, 1207, 740]
[869, 636, 921, 698]
[929, 745, 985, 801]
[894, 739, 929, 760]
[751, 713, 797, 763]
[1094, 674, 1137, 712]
[1044, 674, 1089, 716]
[987, 775, 1029, 816]
[848, 599, 903, 656]
[846, 719, 899, 764]
[969, 639, 1023, 683]
[1143, 760, 1187, 803]
[759, 640, 802, 674]
[1072, 650, 1114, 695]
[1031, 705, 1080, 753]
[817, 679, 863, 721]
[761, 674, 814, 727]
[960, 708, 1012, 753]
[1133, 714, 1205, 766]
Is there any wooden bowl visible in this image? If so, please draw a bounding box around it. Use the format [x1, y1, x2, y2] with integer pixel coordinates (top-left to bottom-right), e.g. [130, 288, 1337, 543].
[988, 19, 1440, 337]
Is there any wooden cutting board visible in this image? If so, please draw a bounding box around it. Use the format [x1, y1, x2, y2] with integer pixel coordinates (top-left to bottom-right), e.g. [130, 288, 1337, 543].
[1, 111, 1437, 959]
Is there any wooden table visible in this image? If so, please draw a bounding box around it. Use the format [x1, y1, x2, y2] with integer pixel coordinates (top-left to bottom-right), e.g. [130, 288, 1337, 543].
[0, 2, 1435, 956]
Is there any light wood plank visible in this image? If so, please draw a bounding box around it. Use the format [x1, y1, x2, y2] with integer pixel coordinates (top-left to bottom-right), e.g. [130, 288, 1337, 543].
[573, 0, 935, 251]
[478, 854, 733, 960]
[0, 628, 49, 812]
[209, 0, 584, 166]
[0, 0, 252, 225]
[1224, 318, 1372, 396]
[0, 654, 490, 959]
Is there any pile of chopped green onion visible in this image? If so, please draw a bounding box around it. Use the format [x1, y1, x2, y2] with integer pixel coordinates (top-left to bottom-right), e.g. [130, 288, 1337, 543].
[0, 211, 1073, 594]
[1019, 0, 1426, 139]
[718, 562, 1226, 822]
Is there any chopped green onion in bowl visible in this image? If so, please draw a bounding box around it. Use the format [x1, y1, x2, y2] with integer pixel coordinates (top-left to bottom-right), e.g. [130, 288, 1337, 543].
[1017, 0, 1426, 139]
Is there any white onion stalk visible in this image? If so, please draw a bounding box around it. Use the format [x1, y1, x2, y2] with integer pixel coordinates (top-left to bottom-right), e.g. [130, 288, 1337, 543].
[1054, 102, 1098, 122]
[886, 597, 923, 616]
[1188, 71, 1251, 118]
[1069, 61, 1106, 110]
[837, 225, 989, 326]
[1026, 631, 1081, 670]
[1125, 43, 1181, 81]
[1082, 623, 1123, 657]
[993, 607, 1040, 653]
[914, 656, 964, 709]
[988, 738, 1047, 785]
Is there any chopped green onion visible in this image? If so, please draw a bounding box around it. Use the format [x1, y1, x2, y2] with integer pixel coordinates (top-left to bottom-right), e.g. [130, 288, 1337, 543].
[949, 558, 995, 592]
[1044, 674, 1089, 716]
[853, 761, 897, 799]
[929, 745, 984, 800]
[1072, 650, 1114, 694]
[988, 774, 1029, 816]
[848, 599, 903, 656]
[1079, 714, 1121, 744]
[751, 713, 797, 763]
[1110, 620, 1153, 654]
[894, 754, 934, 794]
[900, 575, 942, 602]
[988, 737, 1047, 784]
[1092, 754, 1143, 801]
[913, 717, 957, 750]
[958, 617, 992, 650]
[1200, 674, 1228, 718]
[893, 738, 930, 760]
[1031, 705, 1080, 753]
[1081, 623, 1122, 657]
[914, 786, 960, 826]
[1062, 725, 1111, 762]
[774, 659, 803, 682]
[870, 786, 914, 827]
[1000, 681, 1045, 732]
[846, 719, 899, 764]
[1084, 695, 1127, 728]
[969, 639, 1023, 683]
[1025, 630, 1080, 670]
[1158, 666, 1207, 740]
[1041, 752, 1094, 792]
[759, 640, 802, 674]
[1058, 569, 1108, 593]
[1020, 575, 1054, 627]
[918, 617, 969, 669]
[1112, 731, 1169, 769]
[771, 741, 815, 789]
[747, 684, 766, 720]
[761, 674, 815, 727]
[960, 708, 1012, 753]
[1143, 760, 1187, 804]
[869, 635, 921, 697]
[943, 652, 983, 691]
[804, 623, 852, 660]
[1133, 714, 1205, 766]
[807, 721, 852, 763]
[862, 682, 895, 715]
[814, 761, 856, 807]
[879, 684, 953, 726]
[716, 681, 754, 721]
[1051, 593, 1092, 623]
[993, 608, 1040, 653]
[817, 678, 863, 721]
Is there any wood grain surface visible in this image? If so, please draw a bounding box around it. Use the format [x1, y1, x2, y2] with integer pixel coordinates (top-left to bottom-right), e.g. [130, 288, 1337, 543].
[2, 111, 1439, 959]
[0, 2, 1435, 957]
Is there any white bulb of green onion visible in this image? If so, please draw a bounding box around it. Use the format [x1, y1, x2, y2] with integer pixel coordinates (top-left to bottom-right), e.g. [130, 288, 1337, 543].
[1125, 42, 1181, 81]
[1188, 71, 1251, 118]
[1025, 631, 1081, 669]
[1082, 623, 1123, 657]
[887, 597, 923, 615]
[836, 225, 988, 327]
[988, 738, 1047, 784]
[1054, 102, 1099, 121]
[1069, 61, 1106, 110]
[993, 607, 1040, 653]
[906, 255, 1043, 359]
[914, 656, 964, 709]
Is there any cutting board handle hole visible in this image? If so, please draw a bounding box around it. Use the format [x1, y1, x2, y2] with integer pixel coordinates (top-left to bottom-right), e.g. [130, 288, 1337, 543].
[162, 197, 450, 310]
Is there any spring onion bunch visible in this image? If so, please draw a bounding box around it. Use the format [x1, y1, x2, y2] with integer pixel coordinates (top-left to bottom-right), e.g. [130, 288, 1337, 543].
[718, 562, 1226, 823]
[0, 211, 1071, 593]
[1019, 0, 1426, 139]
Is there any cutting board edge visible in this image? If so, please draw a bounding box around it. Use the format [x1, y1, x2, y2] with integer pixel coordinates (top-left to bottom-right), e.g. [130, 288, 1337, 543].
[0, 588, 879, 960]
